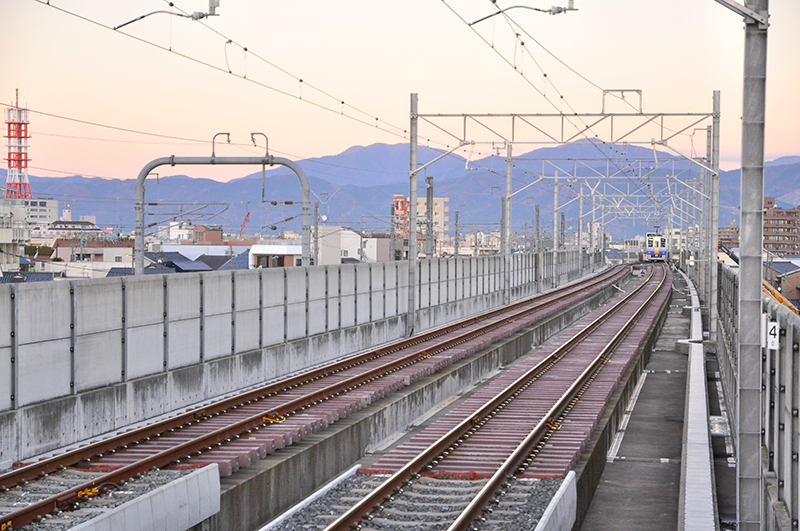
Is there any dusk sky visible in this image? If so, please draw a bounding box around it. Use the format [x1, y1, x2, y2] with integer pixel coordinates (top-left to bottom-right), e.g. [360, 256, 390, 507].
[1, 0, 798, 182]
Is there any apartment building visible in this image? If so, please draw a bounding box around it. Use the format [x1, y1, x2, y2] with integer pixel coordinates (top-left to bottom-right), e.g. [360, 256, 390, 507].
[763, 197, 800, 255]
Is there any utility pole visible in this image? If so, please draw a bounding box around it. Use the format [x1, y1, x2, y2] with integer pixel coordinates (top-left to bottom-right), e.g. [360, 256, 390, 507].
[560, 212, 565, 251]
[426, 174, 434, 257]
[535, 205, 540, 253]
[473, 225, 478, 257]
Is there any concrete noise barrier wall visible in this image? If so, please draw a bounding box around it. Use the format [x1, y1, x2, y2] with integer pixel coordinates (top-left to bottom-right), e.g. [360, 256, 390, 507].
[0, 251, 601, 466]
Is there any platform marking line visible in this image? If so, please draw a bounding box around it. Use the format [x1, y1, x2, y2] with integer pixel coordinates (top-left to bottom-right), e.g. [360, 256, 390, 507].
[607, 371, 648, 462]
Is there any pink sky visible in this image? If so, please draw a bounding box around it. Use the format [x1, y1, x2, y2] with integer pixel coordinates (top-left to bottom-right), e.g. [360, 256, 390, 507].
[2, 0, 798, 182]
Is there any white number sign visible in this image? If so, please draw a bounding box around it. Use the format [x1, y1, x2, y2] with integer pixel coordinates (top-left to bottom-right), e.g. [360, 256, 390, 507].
[767, 321, 780, 350]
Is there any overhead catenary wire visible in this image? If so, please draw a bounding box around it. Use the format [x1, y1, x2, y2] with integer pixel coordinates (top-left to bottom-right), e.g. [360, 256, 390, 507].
[440, 0, 686, 213]
[23, 1, 507, 161]
[30, 0, 410, 141]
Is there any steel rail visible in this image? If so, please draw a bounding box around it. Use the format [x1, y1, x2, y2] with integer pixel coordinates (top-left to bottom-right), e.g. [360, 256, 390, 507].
[321, 265, 664, 531]
[0, 266, 623, 492]
[448, 264, 667, 530]
[0, 266, 625, 527]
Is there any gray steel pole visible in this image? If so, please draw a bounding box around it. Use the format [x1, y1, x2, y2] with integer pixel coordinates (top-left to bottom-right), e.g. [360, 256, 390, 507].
[535, 205, 540, 252]
[553, 173, 559, 251]
[500, 197, 505, 259]
[578, 184, 583, 251]
[426, 174, 434, 257]
[710, 91, 721, 344]
[737, 5, 767, 528]
[473, 224, 478, 257]
[454, 211, 460, 258]
[590, 196, 595, 252]
[524, 222, 529, 252]
[503, 144, 513, 305]
[314, 202, 320, 266]
[134, 155, 310, 274]
[407, 93, 419, 336]
[692, 179, 698, 254]
[704, 125, 712, 300]
[389, 202, 396, 261]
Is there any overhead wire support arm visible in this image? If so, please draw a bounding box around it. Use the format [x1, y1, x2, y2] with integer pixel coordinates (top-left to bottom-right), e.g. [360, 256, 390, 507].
[412, 142, 473, 176]
[134, 133, 310, 274]
[113, 1, 219, 31]
[712, 0, 769, 26]
[469, 2, 578, 26]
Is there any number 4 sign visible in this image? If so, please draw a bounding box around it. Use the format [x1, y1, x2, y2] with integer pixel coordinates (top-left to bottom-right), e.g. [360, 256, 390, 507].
[767, 321, 780, 350]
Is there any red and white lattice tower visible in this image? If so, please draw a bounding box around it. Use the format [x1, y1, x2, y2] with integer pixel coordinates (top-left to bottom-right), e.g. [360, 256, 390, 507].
[4, 89, 32, 198]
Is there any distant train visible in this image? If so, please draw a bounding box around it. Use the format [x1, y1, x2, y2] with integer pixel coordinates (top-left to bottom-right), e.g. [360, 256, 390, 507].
[644, 232, 668, 262]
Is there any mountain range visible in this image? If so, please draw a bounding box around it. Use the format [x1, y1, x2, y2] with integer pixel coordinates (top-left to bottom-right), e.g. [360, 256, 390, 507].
[3, 141, 799, 240]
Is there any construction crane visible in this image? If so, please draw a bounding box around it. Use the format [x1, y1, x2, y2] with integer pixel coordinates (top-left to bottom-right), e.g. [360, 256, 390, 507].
[239, 211, 250, 239]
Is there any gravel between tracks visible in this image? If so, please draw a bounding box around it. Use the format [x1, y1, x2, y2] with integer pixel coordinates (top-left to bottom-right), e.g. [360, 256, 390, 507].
[9, 468, 193, 531]
[268, 474, 563, 531]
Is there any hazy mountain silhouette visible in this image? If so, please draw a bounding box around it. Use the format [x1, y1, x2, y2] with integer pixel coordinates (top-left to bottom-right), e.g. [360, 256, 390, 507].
[3, 141, 798, 239]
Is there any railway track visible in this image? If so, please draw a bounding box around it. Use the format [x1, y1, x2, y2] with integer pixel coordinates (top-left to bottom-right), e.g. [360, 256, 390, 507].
[317, 263, 669, 531]
[0, 265, 627, 529]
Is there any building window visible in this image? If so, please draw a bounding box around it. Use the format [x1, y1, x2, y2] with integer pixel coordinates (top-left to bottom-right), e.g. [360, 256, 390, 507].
[115, 256, 122, 262]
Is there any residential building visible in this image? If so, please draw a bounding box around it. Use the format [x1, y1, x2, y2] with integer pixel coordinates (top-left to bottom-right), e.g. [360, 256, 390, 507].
[0, 196, 30, 273]
[191, 225, 223, 244]
[45, 219, 104, 240]
[249, 239, 302, 268]
[23, 198, 58, 229]
[764, 259, 800, 307]
[316, 226, 391, 264]
[317, 226, 344, 265]
[719, 220, 740, 249]
[763, 197, 800, 255]
[392, 194, 450, 256]
[158, 221, 194, 242]
[144, 251, 212, 273]
[52, 239, 134, 263]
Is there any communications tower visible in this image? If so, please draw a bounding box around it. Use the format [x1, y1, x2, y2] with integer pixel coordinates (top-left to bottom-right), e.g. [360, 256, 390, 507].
[4, 89, 32, 198]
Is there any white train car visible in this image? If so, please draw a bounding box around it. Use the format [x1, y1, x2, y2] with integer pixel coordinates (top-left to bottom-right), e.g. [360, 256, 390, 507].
[644, 232, 668, 262]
